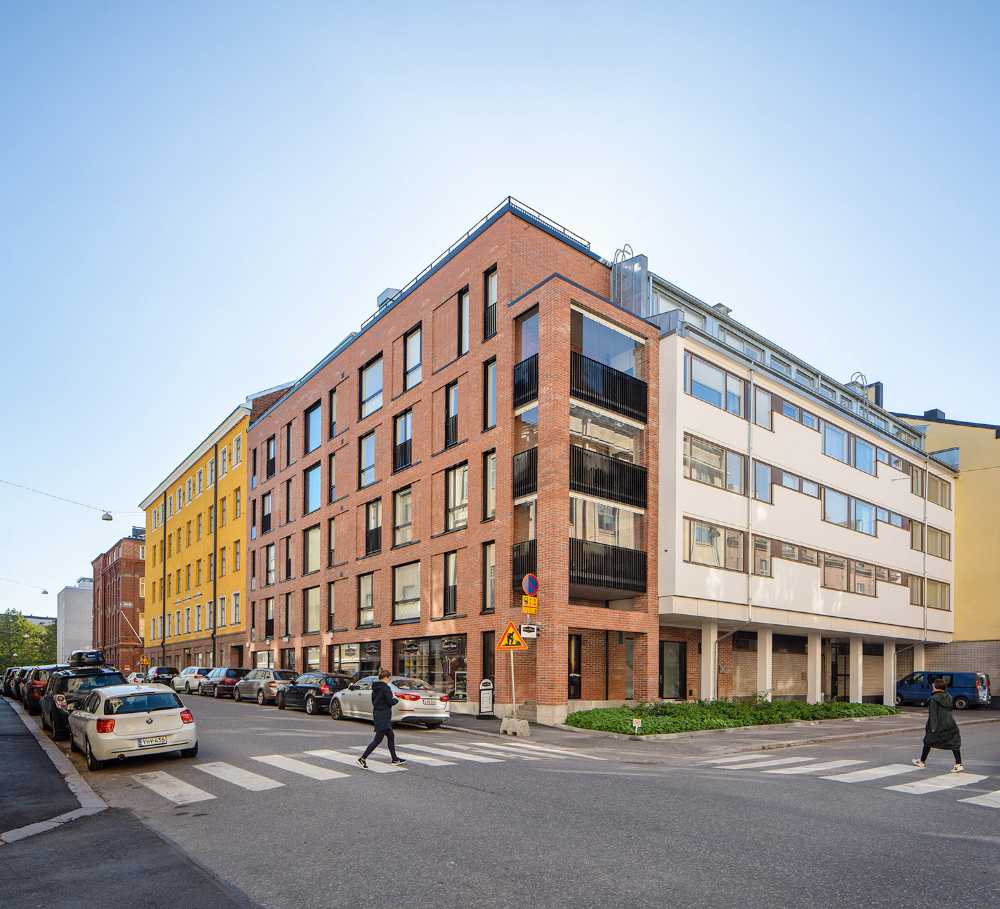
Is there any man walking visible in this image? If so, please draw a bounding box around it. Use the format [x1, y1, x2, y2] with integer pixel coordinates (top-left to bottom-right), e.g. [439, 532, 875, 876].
[912, 676, 964, 772]
[357, 669, 406, 768]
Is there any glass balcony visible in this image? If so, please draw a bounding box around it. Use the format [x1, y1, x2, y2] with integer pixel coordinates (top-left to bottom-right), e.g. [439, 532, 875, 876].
[512, 447, 537, 498]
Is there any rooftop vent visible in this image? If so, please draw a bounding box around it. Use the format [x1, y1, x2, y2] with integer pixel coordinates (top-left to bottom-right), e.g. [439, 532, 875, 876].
[712, 303, 732, 318]
[377, 288, 401, 308]
[924, 408, 946, 421]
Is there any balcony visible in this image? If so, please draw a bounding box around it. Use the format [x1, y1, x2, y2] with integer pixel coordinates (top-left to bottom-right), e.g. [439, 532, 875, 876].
[513, 354, 539, 408]
[365, 526, 381, 557]
[484, 303, 497, 340]
[512, 540, 537, 591]
[394, 438, 412, 472]
[444, 414, 458, 448]
[570, 351, 647, 423]
[569, 539, 646, 594]
[569, 445, 647, 509]
[512, 447, 537, 498]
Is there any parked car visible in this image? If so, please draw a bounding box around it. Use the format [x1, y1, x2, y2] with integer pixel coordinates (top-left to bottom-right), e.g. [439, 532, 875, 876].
[126, 672, 146, 684]
[39, 665, 128, 740]
[146, 666, 180, 686]
[68, 684, 198, 770]
[3, 667, 26, 697]
[200, 667, 249, 698]
[234, 668, 298, 705]
[329, 675, 450, 728]
[276, 672, 353, 715]
[896, 671, 992, 709]
[13, 666, 36, 702]
[22, 664, 69, 715]
[173, 667, 212, 694]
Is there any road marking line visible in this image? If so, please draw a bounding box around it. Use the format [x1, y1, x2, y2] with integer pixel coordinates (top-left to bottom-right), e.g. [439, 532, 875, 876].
[823, 764, 917, 783]
[701, 753, 775, 765]
[723, 756, 816, 770]
[194, 762, 285, 791]
[346, 746, 456, 767]
[444, 743, 542, 760]
[886, 772, 988, 795]
[485, 741, 606, 761]
[251, 755, 349, 780]
[764, 760, 865, 775]
[132, 771, 217, 805]
[306, 749, 405, 773]
[402, 744, 503, 763]
[960, 789, 1000, 809]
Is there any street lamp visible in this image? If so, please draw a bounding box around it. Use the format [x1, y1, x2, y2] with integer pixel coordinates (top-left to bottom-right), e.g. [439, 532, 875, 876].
[101, 511, 113, 521]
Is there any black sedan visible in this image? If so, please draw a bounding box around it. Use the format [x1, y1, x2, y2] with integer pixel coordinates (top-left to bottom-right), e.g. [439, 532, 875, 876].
[200, 667, 249, 698]
[277, 672, 353, 715]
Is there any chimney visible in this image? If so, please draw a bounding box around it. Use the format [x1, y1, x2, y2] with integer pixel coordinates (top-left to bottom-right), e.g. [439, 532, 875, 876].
[377, 288, 401, 308]
[923, 408, 946, 421]
[712, 303, 732, 318]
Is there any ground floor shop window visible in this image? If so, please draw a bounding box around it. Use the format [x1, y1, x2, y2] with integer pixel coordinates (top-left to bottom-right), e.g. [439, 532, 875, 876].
[392, 634, 467, 700]
[303, 646, 320, 671]
[280, 648, 296, 671]
[328, 641, 381, 678]
[255, 650, 274, 669]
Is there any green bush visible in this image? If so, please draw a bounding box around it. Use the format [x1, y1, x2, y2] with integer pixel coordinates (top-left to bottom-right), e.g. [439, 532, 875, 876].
[564, 698, 896, 735]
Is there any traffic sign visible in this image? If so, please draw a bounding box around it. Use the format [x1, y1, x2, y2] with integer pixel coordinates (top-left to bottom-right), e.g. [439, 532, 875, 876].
[519, 624, 539, 639]
[521, 573, 539, 596]
[496, 621, 529, 651]
[521, 594, 538, 614]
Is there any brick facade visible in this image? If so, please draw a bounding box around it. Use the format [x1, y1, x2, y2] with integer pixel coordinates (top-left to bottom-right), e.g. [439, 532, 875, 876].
[91, 532, 146, 673]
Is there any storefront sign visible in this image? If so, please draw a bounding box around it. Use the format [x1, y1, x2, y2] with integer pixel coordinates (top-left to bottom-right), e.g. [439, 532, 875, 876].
[478, 679, 495, 717]
[442, 639, 460, 654]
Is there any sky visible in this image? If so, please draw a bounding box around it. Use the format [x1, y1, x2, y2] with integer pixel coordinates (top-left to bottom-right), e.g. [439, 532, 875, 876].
[1, 2, 998, 616]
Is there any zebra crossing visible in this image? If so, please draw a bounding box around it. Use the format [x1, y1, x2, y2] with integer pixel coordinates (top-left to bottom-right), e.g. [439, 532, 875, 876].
[130, 738, 601, 806]
[701, 752, 1000, 810]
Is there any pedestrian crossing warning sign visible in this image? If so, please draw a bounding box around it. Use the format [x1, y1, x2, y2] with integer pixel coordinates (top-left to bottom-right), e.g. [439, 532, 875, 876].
[496, 621, 529, 651]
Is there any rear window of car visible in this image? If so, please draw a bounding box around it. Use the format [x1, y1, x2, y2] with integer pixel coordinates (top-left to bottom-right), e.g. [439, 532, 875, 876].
[104, 692, 183, 715]
[323, 676, 350, 690]
[64, 673, 127, 693]
[225, 669, 249, 679]
[393, 678, 432, 691]
[274, 671, 297, 681]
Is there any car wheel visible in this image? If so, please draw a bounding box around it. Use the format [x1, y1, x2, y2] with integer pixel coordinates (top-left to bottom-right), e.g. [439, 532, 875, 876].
[894, 694, 903, 706]
[256, 691, 265, 706]
[85, 739, 104, 771]
[233, 688, 241, 703]
[329, 699, 343, 720]
[424, 722, 442, 730]
[53, 719, 68, 741]
[305, 696, 317, 716]
[40, 710, 49, 731]
[953, 696, 969, 710]
[180, 743, 199, 759]
[214, 686, 222, 699]
[277, 693, 286, 710]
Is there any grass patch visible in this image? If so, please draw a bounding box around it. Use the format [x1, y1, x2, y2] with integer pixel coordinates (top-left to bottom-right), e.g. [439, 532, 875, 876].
[564, 699, 897, 735]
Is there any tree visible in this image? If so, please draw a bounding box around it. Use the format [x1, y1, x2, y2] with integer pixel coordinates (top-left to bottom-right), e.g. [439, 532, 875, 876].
[0, 610, 56, 671]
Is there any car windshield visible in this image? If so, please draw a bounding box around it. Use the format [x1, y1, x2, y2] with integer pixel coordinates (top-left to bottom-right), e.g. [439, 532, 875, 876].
[104, 692, 182, 715]
[274, 671, 297, 681]
[393, 678, 433, 691]
[65, 673, 126, 693]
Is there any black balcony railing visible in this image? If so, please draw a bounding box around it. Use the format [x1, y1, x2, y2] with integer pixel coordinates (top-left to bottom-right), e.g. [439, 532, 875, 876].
[513, 354, 539, 408]
[512, 447, 538, 498]
[444, 414, 458, 448]
[512, 540, 537, 591]
[569, 539, 646, 593]
[365, 526, 381, 556]
[264, 618, 274, 638]
[484, 303, 497, 340]
[443, 585, 458, 617]
[570, 351, 648, 422]
[394, 438, 412, 472]
[569, 445, 647, 508]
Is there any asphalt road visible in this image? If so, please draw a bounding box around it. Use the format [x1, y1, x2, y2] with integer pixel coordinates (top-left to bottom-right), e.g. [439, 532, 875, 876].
[35, 692, 999, 909]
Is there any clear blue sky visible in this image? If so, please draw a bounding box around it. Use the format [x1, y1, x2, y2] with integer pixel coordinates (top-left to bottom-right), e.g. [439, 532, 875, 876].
[2, 2, 997, 616]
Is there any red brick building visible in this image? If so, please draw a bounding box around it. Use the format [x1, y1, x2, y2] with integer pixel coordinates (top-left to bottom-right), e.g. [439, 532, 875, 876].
[246, 199, 660, 724]
[92, 527, 146, 673]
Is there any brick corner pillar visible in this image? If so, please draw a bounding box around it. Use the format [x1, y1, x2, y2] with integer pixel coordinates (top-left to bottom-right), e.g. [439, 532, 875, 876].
[806, 632, 823, 704]
[756, 628, 773, 701]
[912, 642, 926, 671]
[700, 621, 718, 701]
[633, 631, 659, 702]
[848, 638, 864, 704]
[882, 640, 897, 706]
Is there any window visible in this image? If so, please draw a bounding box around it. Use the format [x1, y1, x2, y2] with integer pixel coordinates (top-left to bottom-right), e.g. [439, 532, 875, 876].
[280, 648, 296, 671]
[234, 436, 242, 465]
[911, 465, 924, 498]
[197, 469, 204, 494]
[251, 448, 257, 489]
[801, 478, 819, 497]
[196, 559, 202, 585]
[328, 388, 338, 438]
[753, 388, 772, 430]
[753, 462, 772, 503]
[303, 586, 321, 633]
[185, 564, 191, 591]
[359, 431, 376, 487]
[234, 541, 241, 572]
[927, 579, 950, 610]
[911, 521, 925, 552]
[284, 422, 293, 468]
[393, 487, 413, 546]
[265, 543, 276, 585]
[266, 436, 276, 478]
[928, 474, 951, 510]
[852, 499, 876, 536]
[218, 597, 227, 627]
[393, 562, 421, 622]
[303, 645, 320, 671]
[780, 471, 800, 492]
[220, 548, 227, 576]
[303, 525, 321, 574]
[360, 356, 383, 419]
[483, 266, 497, 339]
[481, 449, 497, 518]
[687, 355, 728, 412]
[327, 582, 336, 629]
[683, 435, 722, 489]
[801, 410, 819, 430]
[482, 542, 496, 612]
[327, 517, 335, 566]
[365, 499, 382, 556]
[261, 492, 272, 534]
[186, 521, 191, 546]
[909, 576, 923, 606]
[264, 597, 274, 637]
[854, 438, 876, 475]
[394, 410, 413, 472]
[823, 423, 849, 463]
[404, 326, 422, 389]
[770, 356, 791, 376]
[303, 463, 320, 514]
[283, 593, 292, 635]
[483, 358, 497, 429]
[445, 463, 469, 530]
[443, 552, 458, 616]
[304, 402, 321, 454]
[358, 574, 374, 626]
[684, 518, 745, 571]
[458, 289, 470, 355]
[927, 526, 950, 560]
[444, 381, 459, 448]
[822, 554, 848, 590]
[852, 561, 876, 596]
[220, 448, 228, 476]
[753, 537, 771, 576]
[823, 488, 849, 527]
[220, 497, 227, 527]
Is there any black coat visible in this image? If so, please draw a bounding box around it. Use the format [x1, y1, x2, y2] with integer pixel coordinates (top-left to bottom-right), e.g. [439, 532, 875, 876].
[371, 681, 398, 733]
[923, 691, 962, 751]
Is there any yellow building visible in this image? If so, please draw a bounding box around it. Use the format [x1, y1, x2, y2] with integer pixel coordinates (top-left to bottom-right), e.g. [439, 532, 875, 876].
[140, 404, 250, 669]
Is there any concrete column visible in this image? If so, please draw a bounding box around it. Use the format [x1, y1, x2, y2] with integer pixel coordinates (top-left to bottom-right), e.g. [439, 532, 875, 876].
[883, 640, 897, 706]
[913, 642, 925, 671]
[700, 621, 718, 702]
[756, 629, 773, 701]
[807, 633, 823, 704]
[848, 638, 864, 703]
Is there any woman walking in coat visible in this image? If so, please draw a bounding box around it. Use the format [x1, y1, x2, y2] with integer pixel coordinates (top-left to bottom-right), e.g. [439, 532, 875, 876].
[357, 669, 406, 769]
[913, 676, 963, 772]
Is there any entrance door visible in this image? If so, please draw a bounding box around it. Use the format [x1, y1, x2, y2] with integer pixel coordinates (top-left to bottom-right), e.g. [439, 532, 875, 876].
[831, 641, 849, 701]
[659, 641, 687, 699]
[568, 634, 582, 700]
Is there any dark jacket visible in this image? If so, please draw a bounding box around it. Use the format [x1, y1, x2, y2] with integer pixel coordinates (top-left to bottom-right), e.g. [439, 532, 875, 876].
[371, 680, 398, 733]
[923, 691, 962, 750]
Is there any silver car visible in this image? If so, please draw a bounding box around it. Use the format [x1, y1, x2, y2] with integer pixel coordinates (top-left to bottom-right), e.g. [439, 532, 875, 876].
[234, 668, 299, 705]
[329, 675, 450, 729]
[173, 666, 212, 694]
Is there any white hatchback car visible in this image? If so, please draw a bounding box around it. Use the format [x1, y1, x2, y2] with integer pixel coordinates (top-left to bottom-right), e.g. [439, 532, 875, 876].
[69, 684, 198, 771]
[173, 666, 212, 694]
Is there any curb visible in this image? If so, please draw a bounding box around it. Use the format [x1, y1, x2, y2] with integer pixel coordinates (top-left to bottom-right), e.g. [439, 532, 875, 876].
[1, 697, 106, 846]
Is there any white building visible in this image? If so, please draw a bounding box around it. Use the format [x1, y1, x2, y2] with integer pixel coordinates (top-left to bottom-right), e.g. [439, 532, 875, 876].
[56, 578, 94, 662]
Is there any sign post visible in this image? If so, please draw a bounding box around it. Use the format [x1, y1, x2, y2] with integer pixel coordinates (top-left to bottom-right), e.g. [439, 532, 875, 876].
[496, 621, 529, 737]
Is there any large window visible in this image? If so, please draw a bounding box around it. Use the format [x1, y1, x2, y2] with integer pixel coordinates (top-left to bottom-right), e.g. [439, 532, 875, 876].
[445, 381, 459, 448]
[303, 525, 320, 574]
[394, 409, 413, 472]
[852, 561, 876, 596]
[359, 431, 376, 487]
[303, 586, 321, 633]
[570, 404, 643, 462]
[358, 573, 374, 626]
[360, 356, 383, 419]
[303, 463, 321, 514]
[823, 423, 849, 463]
[266, 435, 276, 478]
[927, 578, 950, 610]
[482, 541, 496, 612]
[570, 497, 644, 549]
[483, 450, 497, 518]
[483, 267, 498, 340]
[684, 518, 745, 571]
[393, 562, 421, 622]
[928, 474, 952, 510]
[753, 462, 772, 503]
[265, 543, 276, 586]
[365, 499, 382, 556]
[573, 309, 642, 377]
[483, 358, 497, 429]
[328, 641, 381, 678]
[304, 402, 321, 454]
[682, 434, 745, 495]
[328, 388, 338, 438]
[852, 499, 876, 536]
[927, 526, 951, 560]
[854, 438, 876, 475]
[392, 633, 468, 700]
[445, 463, 468, 530]
[458, 289, 470, 355]
[823, 488, 849, 527]
[261, 492, 272, 534]
[404, 326, 422, 390]
[328, 453, 337, 502]
[443, 551, 458, 616]
[822, 554, 847, 590]
[393, 487, 413, 546]
[753, 388, 771, 430]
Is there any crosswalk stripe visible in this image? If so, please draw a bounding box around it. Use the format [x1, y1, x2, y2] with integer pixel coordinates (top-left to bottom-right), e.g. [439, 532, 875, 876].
[823, 764, 917, 783]
[886, 772, 988, 795]
[960, 789, 1000, 809]
[133, 771, 216, 805]
[306, 749, 404, 773]
[764, 760, 865, 775]
[402, 744, 503, 763]
[445, 743, 542, 760]
[347, 746, 455, 766]
[488, 741, 605, 761]
[252, 754, 349, 780]
[195, 762, 284, 791]
[701, 753, 774, 765]
[723, 756, 815, 770]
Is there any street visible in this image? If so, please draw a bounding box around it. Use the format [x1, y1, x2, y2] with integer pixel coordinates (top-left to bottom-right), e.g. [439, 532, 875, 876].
[5, 694, 999, 909]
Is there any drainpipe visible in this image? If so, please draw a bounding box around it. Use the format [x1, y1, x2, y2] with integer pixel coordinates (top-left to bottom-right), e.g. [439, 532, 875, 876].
[921, 451, 929, 645]
[211, 442, 219, 666]
[161, 491, 167, 665]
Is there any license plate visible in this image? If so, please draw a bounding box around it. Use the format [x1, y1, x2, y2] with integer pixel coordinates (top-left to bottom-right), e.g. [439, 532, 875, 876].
[138, 736, 169, 747]
[422, 699, 437, 706]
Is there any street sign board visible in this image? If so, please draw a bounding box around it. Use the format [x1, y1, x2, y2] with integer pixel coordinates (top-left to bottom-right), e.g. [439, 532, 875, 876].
[478, 678, 495, 717]
[521, 594, 538, 614]
[520, 624, 538, 639]
[521, 573, 539, 596]
[496, 621, 529, 651]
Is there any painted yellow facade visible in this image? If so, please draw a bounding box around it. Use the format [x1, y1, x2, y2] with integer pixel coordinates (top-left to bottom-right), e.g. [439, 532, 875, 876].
[900, 413, 1000, 641]
[140, 405, 250, 668]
